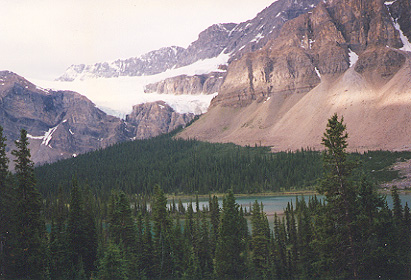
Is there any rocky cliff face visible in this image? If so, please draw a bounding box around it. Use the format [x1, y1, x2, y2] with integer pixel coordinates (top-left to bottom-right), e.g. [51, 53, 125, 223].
[126, 101, 195, 139]
[0, 71, 195, 164]
[144, 72, 225, 95]
[179, 0, 411, 152]
[210, 0, 405, 108]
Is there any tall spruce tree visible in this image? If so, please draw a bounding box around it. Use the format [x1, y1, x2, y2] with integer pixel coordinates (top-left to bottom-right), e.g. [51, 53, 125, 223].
[97, 241, 128, 280]
[215, 190, 246, 280]
[107, 190, 139, 278]
[67, 178, 98, 278]
[250, 200, 270, 279]
[9, 129, 46, 279]
[317, 114, 359, 279]
[152, 185, 174, 279]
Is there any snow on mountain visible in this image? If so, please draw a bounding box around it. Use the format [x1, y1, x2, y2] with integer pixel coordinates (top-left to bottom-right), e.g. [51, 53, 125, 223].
[348, 48, 359, 67]
[51, 0, 320, 118]
[57, 46, 186, 82]
[32, 53, 229, 117]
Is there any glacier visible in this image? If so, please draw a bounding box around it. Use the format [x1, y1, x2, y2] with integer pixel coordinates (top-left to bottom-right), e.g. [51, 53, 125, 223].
[31, 53, 229, 118]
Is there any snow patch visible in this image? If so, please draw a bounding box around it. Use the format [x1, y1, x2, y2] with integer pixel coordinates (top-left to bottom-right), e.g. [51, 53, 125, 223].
[315, 67, 321, 78]
[393, 21, 411, 52]
[42, 125, 59, 147]
[27, 124, 60, 148]
[309, 39, 315, 49]
[27, 134, 44, 140]
[384, 0, 396, 5]
[31, 54, 229, 117]
[250, 32, 264, 43]
[348, 48, 359, 67]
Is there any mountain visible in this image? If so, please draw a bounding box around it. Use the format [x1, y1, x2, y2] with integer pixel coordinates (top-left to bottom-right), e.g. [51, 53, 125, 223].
[56, 0, 320, 83]
[0, 71, 193, 164]
[56, 46, 186, 81]
[7, 0, 410, 165]
[178, 0, 411, 152]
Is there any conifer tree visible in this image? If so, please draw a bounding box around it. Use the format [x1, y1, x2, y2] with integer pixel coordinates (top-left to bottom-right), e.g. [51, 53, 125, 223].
[171, 214, 185, 278]
[107, 190, 139, 278]
[403, 203, 411, 279]
[9, 129, 46, 279]
[184, 202, 195, 244]
[108, 190, 136, 248]
[49, 187, 69, 280]
[67, 179, 98, 278]
[198, 211, 213, 278]
[0, 126, 11, 279]
[142, 213, 154, 278]
[215, 190, 246, 279]
[152, 185, 174, 278]
[273, 214, 288, 279]
[209, 195, 220, 255]
[251, 200, 270, 279]
[317, 114, 359, 279]
[98, 241, 128, 280]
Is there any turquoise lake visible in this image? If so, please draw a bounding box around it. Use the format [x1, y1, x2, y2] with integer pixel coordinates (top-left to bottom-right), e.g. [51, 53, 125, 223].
[174, 193, 411, 227]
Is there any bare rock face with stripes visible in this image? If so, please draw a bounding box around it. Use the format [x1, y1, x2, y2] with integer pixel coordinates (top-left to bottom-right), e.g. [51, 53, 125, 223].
[179, 0, 411, 152]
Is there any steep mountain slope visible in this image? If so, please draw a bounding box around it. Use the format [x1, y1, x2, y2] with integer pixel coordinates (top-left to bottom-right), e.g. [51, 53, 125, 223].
[126, 101, 194, 139]
[178, 0, 411, 152]
[0, 71, 193, 164]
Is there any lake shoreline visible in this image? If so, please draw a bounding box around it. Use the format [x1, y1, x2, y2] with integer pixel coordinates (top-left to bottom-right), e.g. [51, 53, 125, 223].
[167, 190, 318, 201]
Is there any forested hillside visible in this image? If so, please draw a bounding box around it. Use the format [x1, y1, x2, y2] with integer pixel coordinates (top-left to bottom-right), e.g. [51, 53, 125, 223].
[3, 116, 411, 279]
[34, 132, 411, 198]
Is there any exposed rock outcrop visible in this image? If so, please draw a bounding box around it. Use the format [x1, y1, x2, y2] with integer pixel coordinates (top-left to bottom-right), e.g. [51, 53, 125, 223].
[144, 72, 225, 95]
[126, 101, 195, 139]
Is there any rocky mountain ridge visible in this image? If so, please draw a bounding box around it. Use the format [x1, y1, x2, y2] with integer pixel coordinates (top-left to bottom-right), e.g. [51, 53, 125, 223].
[56, 46, 185, 81]
[178, 0, 411, 152]
[56, 0, 320, 82]
[0, 71, 193, 164]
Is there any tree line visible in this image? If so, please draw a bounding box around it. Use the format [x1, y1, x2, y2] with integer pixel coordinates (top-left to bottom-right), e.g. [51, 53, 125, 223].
[2, 115, 411, 279]
[34, 130, 410, 200]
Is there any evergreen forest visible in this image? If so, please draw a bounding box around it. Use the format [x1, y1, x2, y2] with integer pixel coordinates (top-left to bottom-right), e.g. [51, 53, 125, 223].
[34, 128, 410, 199]
[1, 114, 411, 279]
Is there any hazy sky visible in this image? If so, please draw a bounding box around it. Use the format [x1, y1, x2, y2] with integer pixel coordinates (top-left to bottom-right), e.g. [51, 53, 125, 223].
[1, 0, 274, 80]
